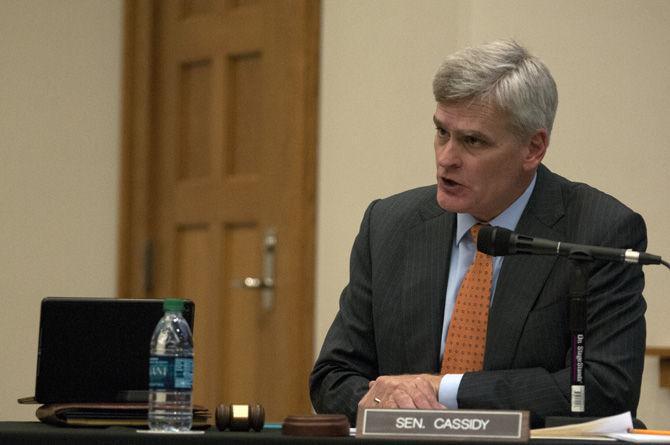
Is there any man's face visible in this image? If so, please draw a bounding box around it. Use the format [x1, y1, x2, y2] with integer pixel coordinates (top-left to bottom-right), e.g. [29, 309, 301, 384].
[433, 101, 546, 221]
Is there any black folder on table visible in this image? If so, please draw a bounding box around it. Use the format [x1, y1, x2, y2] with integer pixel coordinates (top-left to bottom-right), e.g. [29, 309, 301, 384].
[33, 402, 210, 428]
[29, 297, 195, 404]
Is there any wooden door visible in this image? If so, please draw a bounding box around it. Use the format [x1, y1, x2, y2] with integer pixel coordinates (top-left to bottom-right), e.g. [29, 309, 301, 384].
[119, 0, 319, 421]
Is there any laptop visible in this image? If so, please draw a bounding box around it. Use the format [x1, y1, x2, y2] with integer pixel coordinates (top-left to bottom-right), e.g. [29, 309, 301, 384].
[28, 297, 195, 404]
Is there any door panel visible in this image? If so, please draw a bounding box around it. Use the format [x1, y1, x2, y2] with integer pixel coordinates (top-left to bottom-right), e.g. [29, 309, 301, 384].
[179, 60, 212, 179]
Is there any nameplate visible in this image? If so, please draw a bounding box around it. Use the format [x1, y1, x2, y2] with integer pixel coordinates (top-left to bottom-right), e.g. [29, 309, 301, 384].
[356, 408, 529, 442]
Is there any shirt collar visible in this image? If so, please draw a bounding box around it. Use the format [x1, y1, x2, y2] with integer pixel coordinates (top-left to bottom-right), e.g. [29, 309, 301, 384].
[455, 173, 537, 245]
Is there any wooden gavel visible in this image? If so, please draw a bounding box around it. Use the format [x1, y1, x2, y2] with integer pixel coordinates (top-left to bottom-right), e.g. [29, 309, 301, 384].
[215, 403, 265, 431]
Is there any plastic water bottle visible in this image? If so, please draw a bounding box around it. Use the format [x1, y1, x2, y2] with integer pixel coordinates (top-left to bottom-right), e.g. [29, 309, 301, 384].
[148, 298, 194, 431]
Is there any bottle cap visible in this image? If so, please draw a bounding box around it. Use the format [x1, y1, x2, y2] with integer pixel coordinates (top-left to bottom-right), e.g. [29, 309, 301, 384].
[163, 298, 185, 312]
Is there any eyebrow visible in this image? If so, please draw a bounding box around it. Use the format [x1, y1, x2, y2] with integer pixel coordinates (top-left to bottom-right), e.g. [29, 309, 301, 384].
[432, 116, 489, 140]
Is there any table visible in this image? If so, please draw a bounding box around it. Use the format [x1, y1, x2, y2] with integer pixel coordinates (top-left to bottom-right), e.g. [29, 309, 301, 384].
[0, 422, 619, 445]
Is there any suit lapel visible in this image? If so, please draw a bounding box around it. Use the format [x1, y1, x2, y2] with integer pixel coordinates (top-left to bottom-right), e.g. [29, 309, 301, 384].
[400, 199, 454, 373]
[484, 165, 567, 370]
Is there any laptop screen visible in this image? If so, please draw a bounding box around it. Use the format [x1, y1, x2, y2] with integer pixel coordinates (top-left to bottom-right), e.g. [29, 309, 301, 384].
[34, 297, 195, 404]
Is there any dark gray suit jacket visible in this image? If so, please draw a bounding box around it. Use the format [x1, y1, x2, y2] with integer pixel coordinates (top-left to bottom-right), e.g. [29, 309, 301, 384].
[310, 165, 647, 427]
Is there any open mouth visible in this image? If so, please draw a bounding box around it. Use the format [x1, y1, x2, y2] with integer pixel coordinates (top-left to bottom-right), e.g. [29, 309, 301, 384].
[441, 177, 461, 188]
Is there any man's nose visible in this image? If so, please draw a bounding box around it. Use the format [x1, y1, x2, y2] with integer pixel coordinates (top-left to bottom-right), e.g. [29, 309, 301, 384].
[436, 139, 461, 168]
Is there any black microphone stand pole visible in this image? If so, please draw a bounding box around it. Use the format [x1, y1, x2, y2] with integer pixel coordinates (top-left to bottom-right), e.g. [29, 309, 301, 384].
[567, 255, 590, 415]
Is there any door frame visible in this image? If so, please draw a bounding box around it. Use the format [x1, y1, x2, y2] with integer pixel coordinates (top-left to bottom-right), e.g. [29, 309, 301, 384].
[118, 0, 319, 302]
[118, 0, 155, 298]
[117, 3, 319, 412]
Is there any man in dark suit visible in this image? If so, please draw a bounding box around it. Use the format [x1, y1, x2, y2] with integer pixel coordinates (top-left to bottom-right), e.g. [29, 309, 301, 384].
[309, 40, 646, 427]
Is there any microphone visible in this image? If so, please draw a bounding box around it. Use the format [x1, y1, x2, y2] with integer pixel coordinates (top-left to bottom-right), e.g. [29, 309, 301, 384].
[477, 226, 663, 265]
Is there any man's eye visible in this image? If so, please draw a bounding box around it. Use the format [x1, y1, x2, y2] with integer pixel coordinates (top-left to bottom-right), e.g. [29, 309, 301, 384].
[435, 127, 448, 138]
[464, 135, 484, 146]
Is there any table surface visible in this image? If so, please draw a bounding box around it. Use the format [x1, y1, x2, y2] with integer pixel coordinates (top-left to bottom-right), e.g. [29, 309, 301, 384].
[0, 421, 621, 445]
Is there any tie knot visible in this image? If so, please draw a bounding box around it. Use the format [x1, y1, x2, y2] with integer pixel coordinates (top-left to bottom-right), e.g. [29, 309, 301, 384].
[470, 224, 483, 243]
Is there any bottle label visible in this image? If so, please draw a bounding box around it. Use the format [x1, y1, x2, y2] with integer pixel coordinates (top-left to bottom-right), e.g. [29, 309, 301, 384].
[149, 356, 193, 390]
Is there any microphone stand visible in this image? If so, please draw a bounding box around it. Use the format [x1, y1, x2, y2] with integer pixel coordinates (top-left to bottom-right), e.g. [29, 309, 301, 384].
[567, 254, 590, 415]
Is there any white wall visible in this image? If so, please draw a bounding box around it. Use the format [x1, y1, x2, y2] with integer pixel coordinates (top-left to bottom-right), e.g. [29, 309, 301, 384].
[0, 0, 122, 420]
[317, 0, 670, 428]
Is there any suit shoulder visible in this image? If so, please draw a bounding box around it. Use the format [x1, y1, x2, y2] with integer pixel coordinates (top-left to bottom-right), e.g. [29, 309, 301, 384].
[369, 185, 439, 219]
[539, 165, 639, 220]
[562, 177, 639, 220]
[542, 168, 646, 247]
[364, 185, 443, 239]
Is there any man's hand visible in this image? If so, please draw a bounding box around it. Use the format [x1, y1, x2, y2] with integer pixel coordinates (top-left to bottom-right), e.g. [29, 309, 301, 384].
[358, 374, 446, 411]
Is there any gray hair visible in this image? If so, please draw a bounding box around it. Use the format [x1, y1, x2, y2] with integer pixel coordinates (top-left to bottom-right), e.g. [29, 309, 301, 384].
[432, 40, 558, 139]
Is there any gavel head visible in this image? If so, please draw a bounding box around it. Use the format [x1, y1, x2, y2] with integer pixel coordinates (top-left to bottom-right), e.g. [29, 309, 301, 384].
[215, 404, 265, 432]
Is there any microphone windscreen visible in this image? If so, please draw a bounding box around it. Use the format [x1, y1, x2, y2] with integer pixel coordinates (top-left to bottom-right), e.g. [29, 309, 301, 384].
[477, 226, 513, 256]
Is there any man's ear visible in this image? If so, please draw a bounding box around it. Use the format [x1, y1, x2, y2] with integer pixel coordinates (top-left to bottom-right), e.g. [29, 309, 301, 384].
[523, 129, 548, 170]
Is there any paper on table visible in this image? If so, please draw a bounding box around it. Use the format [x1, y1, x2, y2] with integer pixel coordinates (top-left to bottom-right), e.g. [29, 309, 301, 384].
[531, 412, 633, 440]
[606, 433, 670, 443]
[532, 436, 616, 441]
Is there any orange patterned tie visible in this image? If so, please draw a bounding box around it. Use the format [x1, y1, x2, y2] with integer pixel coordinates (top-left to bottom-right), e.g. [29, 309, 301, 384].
[440, 224, 493, 374]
